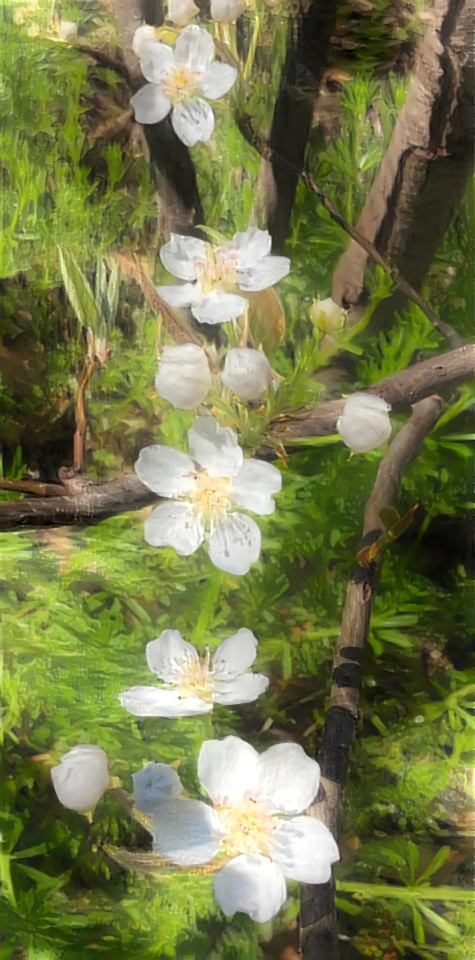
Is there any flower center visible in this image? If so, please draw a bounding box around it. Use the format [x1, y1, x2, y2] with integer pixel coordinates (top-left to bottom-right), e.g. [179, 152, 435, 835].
[177, 652, 215, 702]
[164, 66, 198, 103]
[194, 248, 237, 296]
[215, 799, 275, 856]
[189, 470, 231, 525]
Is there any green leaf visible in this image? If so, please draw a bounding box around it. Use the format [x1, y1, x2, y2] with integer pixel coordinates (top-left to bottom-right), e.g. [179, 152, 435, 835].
[58, 246, 101, 330]
[416, 847, 451, 885]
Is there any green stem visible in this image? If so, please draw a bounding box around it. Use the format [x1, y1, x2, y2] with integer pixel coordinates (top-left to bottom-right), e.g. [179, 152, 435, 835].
[336, 881, 472, 902]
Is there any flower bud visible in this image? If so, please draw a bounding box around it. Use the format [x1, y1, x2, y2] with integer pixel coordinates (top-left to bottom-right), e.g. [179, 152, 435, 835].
[167, 0, 199, 25]
[51, 745, 109, 813]
[337, 393, 392, 453]
[133, 762, 183, 813]
[309, 297, 346, 334]
[155, 343, 212, 410]
[220, 348, 272, 401]
[132, 25, 157, 58]
[210, 0, 246, 22]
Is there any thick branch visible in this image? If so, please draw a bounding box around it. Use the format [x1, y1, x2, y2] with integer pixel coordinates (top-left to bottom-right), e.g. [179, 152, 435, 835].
[299, 396, 443, 959]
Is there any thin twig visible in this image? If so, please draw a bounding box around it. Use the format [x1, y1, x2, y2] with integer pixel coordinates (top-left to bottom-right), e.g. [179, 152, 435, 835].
[237, 117, 462, 349]
[0, 479, 66, 497]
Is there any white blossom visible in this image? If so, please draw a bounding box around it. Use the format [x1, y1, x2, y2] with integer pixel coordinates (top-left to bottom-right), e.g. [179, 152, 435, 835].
[132, 25, 157, 58]
[167, 0, 199, 26]
[135, 415, 281, 574]
[51, 745, 109, 814]
[211, 0, 246, 22]
[309, 297, 346, 334]
[155, 343, 212, 409]
[156, 227, 290, 325]
[130, 25, 237, 147]
[133, 762, 183, 812]
[148, 736, 339, 922]
[220, 348, 272, 400]
[119, 628, 269, 717]
[337, 393, 392, 453]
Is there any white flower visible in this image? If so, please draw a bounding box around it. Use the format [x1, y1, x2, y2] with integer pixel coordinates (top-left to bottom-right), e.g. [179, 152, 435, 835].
[130, 25, 237, 147]
[119, 628, 269, 717]
[337, 393, 392, 453]
[220, 348, 272, 400]
[133, 762, 183, 813]
[167, 0, 199, 25]
[155, 343, 212, 409]
[51, 745, 110, 814]
[149, 736, 339, 922]
[211, 0, 246, 22]
[156, 227, 290, 325]
[132, 24, 157, 58]
[135, 415, 281, 575]
[309, 297, 346, 334]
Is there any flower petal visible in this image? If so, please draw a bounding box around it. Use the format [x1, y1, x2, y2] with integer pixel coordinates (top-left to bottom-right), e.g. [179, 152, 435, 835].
[146, 629, 198, 682]
[198, 735, 259, 804]
[191, 289, 247, 325]
[144, 501, 204, 556]
[140, 41, 175, 84]
[214, 853, 287, 922]
[174, 24, 214, 73]
[156, 281, 203, 308]
[130, 83, 172, 125]
[255, 743, 320, 814]
[168, 0, 199, 26]
[119, 685, 211, 717]
[160, 234, 206, 282]
[237, 255, 290, 291]
[211, 628, 258, 679]
[210, 0, 246, 22]
[270, 816, 339, 884]
[220, 347, 272, 400]
[229, 226, 271, 269]
[133, 25, 157, 58]
[135, 444, 195, 497]
[172, 98, 215, 147]
[132, 761, 183, 813]
[337, 393, 392, 453]
[213, 672, 269, 705]
[230, 459, 281, 515]
[51, 745, 109, 813]
[200, 62, 237, 99]
[188, 416, 243, 478]
[155, 343, 212, 409]
[152, 797, 223, 865]
[207, 512, 261, 575]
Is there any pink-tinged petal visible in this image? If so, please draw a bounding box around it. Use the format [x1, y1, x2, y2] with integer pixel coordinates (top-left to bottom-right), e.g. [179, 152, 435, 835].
[270, 816, 339, 884]
[135, 444, 195, 498]
[230, 459, 281, 516]
[152, 797, 223, 865]
[237, 255, 290, 291]
[229, 226, 271, 270]
[171, 98, 215, 147]
[174, 24, 214, 72]
[213, 672, 269, 705]
[197, 735, 259, 804]
[188, 415, 243, 478]
[200, 62, 237, 99]
[119, 685, 211, 717]
[207, 512, 261, 575]
[255, 742, 320, 814]
[191, 289, 247, 325]
[132, 762, 183, 813]
[144, 501, 204, 556]
[212, 628, 258, 679]
[140, 41, 175, 84]
[160, 234, 206, 281]
[130, 84, 171, 125]
[146, 630, 198, 682]
[214, 853, 287, 922]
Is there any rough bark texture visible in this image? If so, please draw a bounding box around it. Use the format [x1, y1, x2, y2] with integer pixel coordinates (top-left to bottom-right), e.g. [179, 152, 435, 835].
[299, 397, 443, 959]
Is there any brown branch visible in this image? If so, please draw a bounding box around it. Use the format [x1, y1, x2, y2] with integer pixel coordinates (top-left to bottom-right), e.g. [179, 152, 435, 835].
[0, 347, 471, 531]
[237, 117, 462, 348]
[0, 479, 66, 497]
[300, 396, 444, 960]
[73, 360, 100, 472]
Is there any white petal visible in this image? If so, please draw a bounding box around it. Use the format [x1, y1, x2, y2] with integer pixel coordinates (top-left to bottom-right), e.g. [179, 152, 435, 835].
[152, 797, 223, 865]
[210, 0, 246, 22]
[198, 735, 259, 804]
[140, 41, 175, 84]
[255, 743, 320, 814]
[212, 628, 258, 679]
[135, 445, 195, 497]
[237, 256, 290, 291]
[214, 853, 286, 922]
[207, 513, 261, 575]
[131, 83, 172, 125]
[337, 393, 392, 453]
[174, 25, 214, 73]
[51, 745, 109, 813]
[270, 816, 339, 884]
[144, 501, 204, 555]
[160, 234, 206, 282]
[220, 348, 272, 400]
[155, 343, 211, 409]
[188, 416, 243, 478]
[172, 98, 215, 147]
[156, 282, 203, 310]
[133, 25, 157, 58]
[191, 289, 247, 325]
[200, 62, 237, 99]
[230, 459, 282, 515]
[167, 0, 199, 26]
[229, 226, 271, 270]
[119, 685, 211, 717]
[146, 629, 198, 682]
[132, 762, 183, 813]
[213, 673, 269, 705]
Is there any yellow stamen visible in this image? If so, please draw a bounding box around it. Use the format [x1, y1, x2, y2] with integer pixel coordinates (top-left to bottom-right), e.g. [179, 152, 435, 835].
[215, 799, 276, 857]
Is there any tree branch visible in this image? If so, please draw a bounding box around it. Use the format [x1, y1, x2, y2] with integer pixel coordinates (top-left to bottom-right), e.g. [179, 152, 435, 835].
[299, 396, 444, 959]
